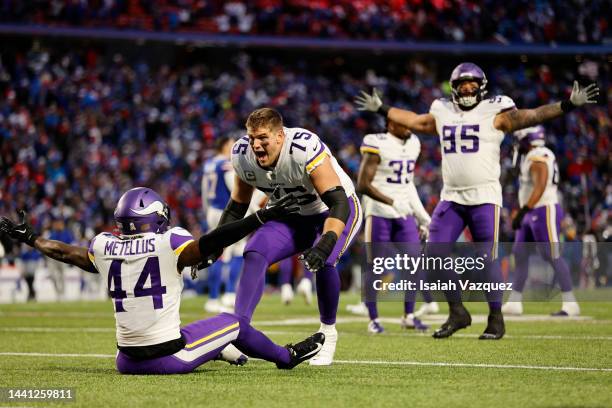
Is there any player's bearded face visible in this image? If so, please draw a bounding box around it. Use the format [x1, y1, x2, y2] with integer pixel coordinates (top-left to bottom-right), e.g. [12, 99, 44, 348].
[248, 125, 284, 168]
[457, 80, 479, 97]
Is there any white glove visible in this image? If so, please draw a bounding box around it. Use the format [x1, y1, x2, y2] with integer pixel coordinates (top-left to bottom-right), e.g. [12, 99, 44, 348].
[355, 88, 383, 112]
[569, 81, 599, 106]
[418, 224, 429, 242]
[392, 200, 413, 218]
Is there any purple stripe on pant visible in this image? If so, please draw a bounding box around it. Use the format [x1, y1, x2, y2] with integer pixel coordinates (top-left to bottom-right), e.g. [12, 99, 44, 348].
[236, 194, 363, 324]
[427, 200, 502, 305]
[116, 313, 289, 375]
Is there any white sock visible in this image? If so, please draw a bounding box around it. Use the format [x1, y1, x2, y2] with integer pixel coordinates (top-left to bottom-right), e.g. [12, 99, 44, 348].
[508, 290, 523, 302]
[561, 291, 576, 303]
[319, 323, 336, 332]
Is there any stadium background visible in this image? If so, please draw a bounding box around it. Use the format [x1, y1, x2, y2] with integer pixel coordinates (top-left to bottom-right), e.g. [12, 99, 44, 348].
[0, 1, 609, 294]
[0, 2, 611, 408]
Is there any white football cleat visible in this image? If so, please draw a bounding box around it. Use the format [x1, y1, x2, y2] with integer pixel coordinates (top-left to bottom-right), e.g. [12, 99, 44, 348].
[346, 302, 368, 316]
[414, 301, 439, 318]
[296, 278, 313, 305]
[309, 324, 337, 366]
[204, 299, 233, 314]
[502, 301, 523, 315]
[367, 319, 384, 334]
[553, 301, 580, 317]
[400, 314, 429, 331]
[216, 344, 248, 366]
[281, 284, 294, 305]
[221, 292, 236, 309]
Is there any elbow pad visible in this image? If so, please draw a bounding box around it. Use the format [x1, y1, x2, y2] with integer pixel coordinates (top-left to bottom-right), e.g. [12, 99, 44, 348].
[320, 186, 350, 224]
[218, 199, 250, 226]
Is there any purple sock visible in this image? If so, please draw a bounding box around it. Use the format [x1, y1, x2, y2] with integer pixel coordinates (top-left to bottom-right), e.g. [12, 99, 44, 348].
[230, 314, 290, 364]
[316, 264, 340, 325]
[303, 268, 313, 281]
[552, 257, 573, 292]
[279, 257, 293, 286]
[365, 301, 378, 320]
[485, 261, 503, 311]
[512, 249, 529, 293]
[404, 301, 415, 315]
[234, 251, 267, 321]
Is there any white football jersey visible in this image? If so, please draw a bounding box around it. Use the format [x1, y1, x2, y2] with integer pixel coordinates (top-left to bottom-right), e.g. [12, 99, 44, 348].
[231, 127, 355, 215]
[360, 132, 422, 218]
[429, 96, 515, 206]
[518, 146, 559, 208]
[88, 227, 194, 347]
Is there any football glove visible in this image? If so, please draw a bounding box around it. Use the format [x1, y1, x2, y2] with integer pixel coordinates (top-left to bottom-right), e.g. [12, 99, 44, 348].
[0, 210, 39, 247]
[392, 200, 413, 219]
[419, 224, 430, 242]
[354, 88, 390, 115]
[569, 81, 599, 106]
[190, 252, 221, 279]
[512, 206, 530, 230]
[299, 231, 337, 273]
[255, 194, 300, 224]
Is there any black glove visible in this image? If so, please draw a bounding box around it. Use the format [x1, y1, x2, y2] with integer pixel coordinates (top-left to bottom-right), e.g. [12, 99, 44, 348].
[512, 206, 530, 230]
[299, 231, 338, 273]
[190, 253, 221, 279]
[255, 194, 300, 224]
[0, 210, 39, 247]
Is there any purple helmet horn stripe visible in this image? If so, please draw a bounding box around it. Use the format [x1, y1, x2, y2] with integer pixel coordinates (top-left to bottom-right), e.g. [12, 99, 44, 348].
[114, 187, 170, 235]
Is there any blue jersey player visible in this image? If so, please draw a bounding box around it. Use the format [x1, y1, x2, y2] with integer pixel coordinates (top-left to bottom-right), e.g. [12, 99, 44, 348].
[202, 137, 243, 313]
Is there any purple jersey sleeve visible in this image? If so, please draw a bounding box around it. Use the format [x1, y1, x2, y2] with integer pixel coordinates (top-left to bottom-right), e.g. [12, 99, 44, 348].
[169, 227, 195, 256]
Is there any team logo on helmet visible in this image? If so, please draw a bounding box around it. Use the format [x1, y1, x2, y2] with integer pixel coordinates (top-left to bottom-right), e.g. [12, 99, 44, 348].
[114, 187, 171, 235]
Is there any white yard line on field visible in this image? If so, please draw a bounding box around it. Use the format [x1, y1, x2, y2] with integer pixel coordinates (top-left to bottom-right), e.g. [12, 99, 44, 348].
[3, 318, 612, 341]
[0, 352, 610, 372]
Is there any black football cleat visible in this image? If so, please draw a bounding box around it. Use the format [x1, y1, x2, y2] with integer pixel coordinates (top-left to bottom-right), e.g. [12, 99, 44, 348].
[479, 311, 505, 340]
[432, 304, 472, 339]
[276, 332, 325, 369]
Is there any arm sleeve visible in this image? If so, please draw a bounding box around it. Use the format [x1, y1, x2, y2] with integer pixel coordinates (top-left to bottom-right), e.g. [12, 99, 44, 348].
[199, 213, 262, 259]
[406, 183, 431, 226]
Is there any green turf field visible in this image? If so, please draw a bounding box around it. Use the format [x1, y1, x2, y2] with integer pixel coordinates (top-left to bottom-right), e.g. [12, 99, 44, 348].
[1, 294, 611, 408]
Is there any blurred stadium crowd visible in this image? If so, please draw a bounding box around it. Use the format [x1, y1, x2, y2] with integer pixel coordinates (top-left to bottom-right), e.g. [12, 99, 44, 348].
[0, 44, 609, 254]
[2, 0, 610, 44]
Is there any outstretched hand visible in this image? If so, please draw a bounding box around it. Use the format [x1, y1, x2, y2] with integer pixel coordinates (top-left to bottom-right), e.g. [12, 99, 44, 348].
[354, 88, 383, 112]
[0, 210, 39, 247]
[569, 81, 599, 106]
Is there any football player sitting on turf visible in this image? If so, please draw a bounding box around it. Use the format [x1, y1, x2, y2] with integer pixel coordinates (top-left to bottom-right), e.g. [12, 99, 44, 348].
[0, 187, 324, 374]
